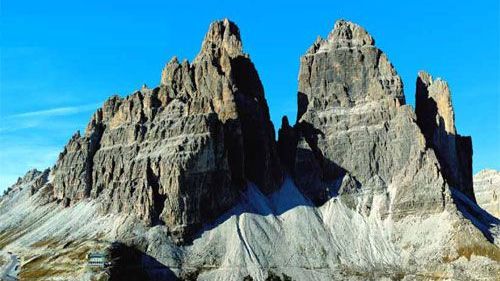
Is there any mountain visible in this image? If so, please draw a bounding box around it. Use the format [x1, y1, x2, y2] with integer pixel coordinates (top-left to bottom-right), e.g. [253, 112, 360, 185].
[0, 19, 499, 281]
[49, 19, 281, 244]
[474, 170, 500, 218]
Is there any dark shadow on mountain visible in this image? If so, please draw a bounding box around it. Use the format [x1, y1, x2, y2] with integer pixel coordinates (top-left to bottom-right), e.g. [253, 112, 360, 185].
[277, 116, 297, 174]
[108, 242, 178, 281]
[231, 55, 283, 194]
[188, 120, 356, 243]
[415, 82, 488, 240]
[293, 120, 359, 205]
[450, 188, 499, 243]
[296, 92, 308, 123]
[292, 146, 351, 206]
[415, 78, 475, 202]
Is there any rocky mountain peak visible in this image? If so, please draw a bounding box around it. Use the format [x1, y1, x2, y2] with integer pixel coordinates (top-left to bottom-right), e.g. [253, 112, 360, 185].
[15, 169, 44, 185]
[285, 19, 452, 214]
[6, 168, 50, 196]
[328, 19, 374, 46]
[198, 18, 243, 60]
[307, 19, 375, 54]
[298, 19, 404, 122]
[416, 70, 456, 135]
[46, 19, 282, 243]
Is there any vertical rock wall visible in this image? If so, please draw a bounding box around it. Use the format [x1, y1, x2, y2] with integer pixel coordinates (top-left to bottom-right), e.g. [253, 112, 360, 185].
[279, 20, 452, 217]
[50, 19, 282, 243]
[415, 71, 475, 201]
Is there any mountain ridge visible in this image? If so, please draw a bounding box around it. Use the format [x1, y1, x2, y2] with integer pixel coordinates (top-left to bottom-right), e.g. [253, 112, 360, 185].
[0, 18, 499, 281]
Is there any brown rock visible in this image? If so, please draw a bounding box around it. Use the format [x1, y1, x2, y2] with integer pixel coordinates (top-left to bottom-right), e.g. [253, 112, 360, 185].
[50, 19, 282, 243]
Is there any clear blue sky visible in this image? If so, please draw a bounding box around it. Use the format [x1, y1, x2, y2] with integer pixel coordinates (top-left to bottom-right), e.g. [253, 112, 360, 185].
[1, 1, 499, 191]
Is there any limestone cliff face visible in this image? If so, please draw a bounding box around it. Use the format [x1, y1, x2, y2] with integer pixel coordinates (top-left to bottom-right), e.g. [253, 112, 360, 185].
[50, 19, 282, 243]
[279, 20, 451, 217]
[20, 19, 476, 239]
[415, 71, 474, 201]
[474, 169, 500, 217]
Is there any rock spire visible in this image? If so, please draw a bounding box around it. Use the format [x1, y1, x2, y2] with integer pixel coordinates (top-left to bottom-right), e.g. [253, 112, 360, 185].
[415, 71, 474, 201]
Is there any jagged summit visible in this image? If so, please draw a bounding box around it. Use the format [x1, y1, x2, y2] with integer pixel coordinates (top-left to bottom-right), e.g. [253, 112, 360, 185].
[307, 19, 375, 54]
[15, 169, 46, 185]
[286, 17, 448, 213]
[416, 70, 456, 134]
[299, 19, 404, 122]
[198, 18, 243, 59]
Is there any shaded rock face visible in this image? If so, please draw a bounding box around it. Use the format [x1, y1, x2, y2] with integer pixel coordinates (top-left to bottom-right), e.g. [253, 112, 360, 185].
[280, 20, 450, 216]
[415, 71, 474, 201]
[50, 19, 282, 243]
[277, 116, 297, 174]
[474, 169, 500, 217]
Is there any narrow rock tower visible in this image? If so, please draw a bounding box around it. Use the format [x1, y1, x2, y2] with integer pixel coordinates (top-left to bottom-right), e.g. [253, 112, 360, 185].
[415, 71, 474, 201]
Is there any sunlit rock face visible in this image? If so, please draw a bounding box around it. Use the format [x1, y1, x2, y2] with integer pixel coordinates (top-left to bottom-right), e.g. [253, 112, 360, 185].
[280, 20, 450, 218]
[50, 19, 282, 243]
[474, 169, 500, 217]
[415, 71, 474, 201]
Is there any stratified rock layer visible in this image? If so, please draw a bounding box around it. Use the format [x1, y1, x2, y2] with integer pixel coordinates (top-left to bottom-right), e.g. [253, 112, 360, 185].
[474, 169, 500, 217]
[50, 19, 282, 242]
[283, 19, 451, 217]
[415, 71, 474, 201]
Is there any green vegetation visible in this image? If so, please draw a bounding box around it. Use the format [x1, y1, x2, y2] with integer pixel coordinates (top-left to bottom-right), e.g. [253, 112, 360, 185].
[67, 243, 93, 261]
[20, 267, 65, 279]
[457, 243, 500, 262]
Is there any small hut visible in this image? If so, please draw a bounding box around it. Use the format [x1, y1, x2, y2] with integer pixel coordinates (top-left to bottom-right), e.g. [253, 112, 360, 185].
[87, 252, 108, 268]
